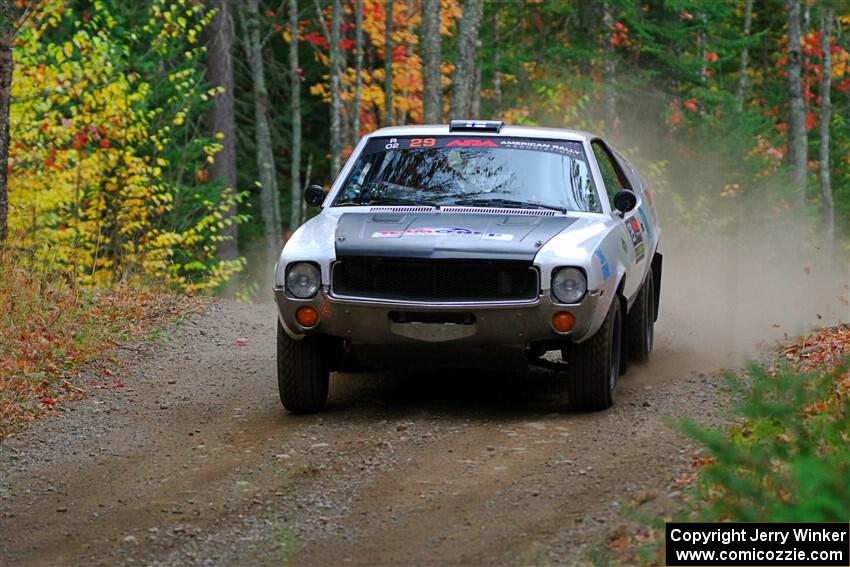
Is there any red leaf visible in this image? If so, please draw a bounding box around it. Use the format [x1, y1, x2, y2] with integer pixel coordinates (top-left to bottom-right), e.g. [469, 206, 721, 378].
[71, 132, 88, 149]
[805, 112, 817, 131]
[303, 31, 327, 49]
[40, 396, 55, 406]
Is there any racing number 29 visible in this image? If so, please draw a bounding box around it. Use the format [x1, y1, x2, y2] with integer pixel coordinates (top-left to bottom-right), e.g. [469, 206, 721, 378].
[409, 138, 436, 148]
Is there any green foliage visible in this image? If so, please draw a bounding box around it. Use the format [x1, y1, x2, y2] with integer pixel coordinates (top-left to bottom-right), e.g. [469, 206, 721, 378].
[680, 362, 850, 522]
[8, 0, 247, 292]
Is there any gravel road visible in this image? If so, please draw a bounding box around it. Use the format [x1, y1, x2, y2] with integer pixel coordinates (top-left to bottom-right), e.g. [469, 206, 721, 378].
[1, 298, 729, 567]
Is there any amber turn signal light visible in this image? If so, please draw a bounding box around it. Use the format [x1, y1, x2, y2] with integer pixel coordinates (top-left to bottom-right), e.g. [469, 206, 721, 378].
[552, 311, 575, 333]
[295, 306, 319, 327]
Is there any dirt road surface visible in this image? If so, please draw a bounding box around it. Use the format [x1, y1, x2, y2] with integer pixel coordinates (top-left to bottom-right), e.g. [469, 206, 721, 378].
[1, 298, 727, 567]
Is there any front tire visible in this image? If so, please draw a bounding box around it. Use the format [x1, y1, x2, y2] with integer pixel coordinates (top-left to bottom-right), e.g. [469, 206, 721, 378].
[277, 320, 329, 413]
[567, 297, 622, 411]
[626, 269, 655, 362]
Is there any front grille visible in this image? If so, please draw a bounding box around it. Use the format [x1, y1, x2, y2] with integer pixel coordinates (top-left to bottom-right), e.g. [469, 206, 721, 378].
[331, 257, 539, 303]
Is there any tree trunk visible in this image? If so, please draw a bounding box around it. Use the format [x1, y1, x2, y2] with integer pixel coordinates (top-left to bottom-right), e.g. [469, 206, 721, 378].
[492, 11, 501, 116]
[383, 0, 393, 127]
[735, 0, 753, 111]
[205, 0, 239, 260]
[819, 7, 834, 251]
[786, 0, 808, 202]
[470, 65, 481, 118]
[602, 0, 617, 130]
[329, 0, 342, 175]
[289, 0, 302, 233]
[421, 0, 441, 124]
[449, 0, 483, 119]
[239, 0, 283, 253]
[352, 0, 363, 144]
[697, 12, 707, 83]
[0, 3, 13, 246]
[577, 0, 595, 80]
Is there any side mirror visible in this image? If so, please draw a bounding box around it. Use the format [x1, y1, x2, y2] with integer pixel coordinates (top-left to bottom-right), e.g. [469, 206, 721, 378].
[304, 184, 327, 207]
[612, 189, 637, 215]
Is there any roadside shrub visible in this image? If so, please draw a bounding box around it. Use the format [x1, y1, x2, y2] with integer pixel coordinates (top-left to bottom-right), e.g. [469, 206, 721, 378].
[8, 0, 246, 292]
[681, 361, 850, 522]
[593, 343, 850, 566]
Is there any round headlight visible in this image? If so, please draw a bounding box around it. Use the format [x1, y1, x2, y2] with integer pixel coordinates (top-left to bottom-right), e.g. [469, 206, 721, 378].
[285, 263, 320, 299]
[551, 268, 587, 304]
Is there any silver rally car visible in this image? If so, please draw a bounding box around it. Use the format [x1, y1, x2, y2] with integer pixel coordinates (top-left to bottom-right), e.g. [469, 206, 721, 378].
[274, 120, 661, 412]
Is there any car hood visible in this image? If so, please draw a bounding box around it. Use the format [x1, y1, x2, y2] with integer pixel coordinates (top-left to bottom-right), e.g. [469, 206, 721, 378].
[334, 212, 577, 261]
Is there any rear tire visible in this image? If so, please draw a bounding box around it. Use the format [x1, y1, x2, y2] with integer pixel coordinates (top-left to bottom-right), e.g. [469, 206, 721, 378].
[567, 297, 622, 411]
[627, 269, 655, 362]
[277, 320, 329, 413]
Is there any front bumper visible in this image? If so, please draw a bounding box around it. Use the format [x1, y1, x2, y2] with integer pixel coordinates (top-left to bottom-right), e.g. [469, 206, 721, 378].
[274, 287, 601, 348]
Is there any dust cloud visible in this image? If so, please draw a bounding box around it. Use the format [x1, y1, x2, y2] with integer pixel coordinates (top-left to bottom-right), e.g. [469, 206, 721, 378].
[590, 96, 850, 376]
[655, 211, 848, 373]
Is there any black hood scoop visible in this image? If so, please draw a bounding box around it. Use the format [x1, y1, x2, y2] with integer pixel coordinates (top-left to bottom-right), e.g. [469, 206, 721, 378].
[334, 212, 576, 262]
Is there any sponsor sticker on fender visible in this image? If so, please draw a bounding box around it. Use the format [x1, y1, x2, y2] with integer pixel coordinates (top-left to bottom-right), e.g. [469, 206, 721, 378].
[371, 227, 513, 241]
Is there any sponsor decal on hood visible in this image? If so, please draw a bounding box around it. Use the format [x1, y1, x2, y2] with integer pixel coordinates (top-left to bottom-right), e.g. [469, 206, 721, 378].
[336, 212, 577, 261]
[371, 226, 513, 241]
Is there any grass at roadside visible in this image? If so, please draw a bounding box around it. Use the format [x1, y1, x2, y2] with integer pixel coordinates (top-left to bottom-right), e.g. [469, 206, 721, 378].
[592, 324, 850, 566]
[0, 251, 204, 441]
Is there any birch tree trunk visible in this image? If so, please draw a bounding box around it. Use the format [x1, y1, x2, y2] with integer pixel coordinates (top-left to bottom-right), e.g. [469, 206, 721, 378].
[352, 0, 363, 144]
[329, 0, 342, 175]
[470, 66, 481, 118]
[735, 0, 753, 111]
[239, 0, 283, 253]
[205, 0, 239, 260]
[602, 1, 617, 130]
[449, 0, 484, 119]
[383, 0, 394, 127]
[289, 0, 302, 232]
[819, 7, 834, 252]
[421, 0, 441, 123]
[786, 0, 808, 203]
[492, 11, 502, 116]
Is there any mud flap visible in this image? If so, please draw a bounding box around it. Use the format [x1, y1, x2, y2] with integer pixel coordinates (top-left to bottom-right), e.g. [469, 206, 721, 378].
[651, 253, 662, 322]
[619, 295, 628, 376]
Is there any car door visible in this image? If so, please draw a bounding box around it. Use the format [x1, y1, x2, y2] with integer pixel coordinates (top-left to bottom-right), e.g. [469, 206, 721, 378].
[590, 139, 648, 303]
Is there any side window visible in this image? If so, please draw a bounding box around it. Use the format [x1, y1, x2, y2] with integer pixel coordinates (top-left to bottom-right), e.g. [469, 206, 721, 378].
[591, 141, 629, 203]
[613, 152, 643, 194]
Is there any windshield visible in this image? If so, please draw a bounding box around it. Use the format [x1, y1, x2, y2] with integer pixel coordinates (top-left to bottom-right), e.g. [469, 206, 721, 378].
[332, 136, 601, 213]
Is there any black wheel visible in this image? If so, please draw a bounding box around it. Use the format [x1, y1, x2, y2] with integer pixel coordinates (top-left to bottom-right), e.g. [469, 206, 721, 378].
[627, 269, 654, 362]
[277, 319, 329, 413]
[567, 297, 622, 411]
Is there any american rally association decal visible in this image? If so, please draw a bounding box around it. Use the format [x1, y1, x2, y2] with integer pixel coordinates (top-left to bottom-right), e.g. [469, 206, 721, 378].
[371, 227, 514, 241]
[363, 136, 586, 159]
[626, 217, 645, 262]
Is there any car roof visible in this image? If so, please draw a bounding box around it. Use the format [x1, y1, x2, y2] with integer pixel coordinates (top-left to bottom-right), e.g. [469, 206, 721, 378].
[364, 124, 596, 143]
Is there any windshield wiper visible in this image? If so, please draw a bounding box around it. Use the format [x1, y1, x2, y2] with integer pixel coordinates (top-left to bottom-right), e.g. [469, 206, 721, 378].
[451, 197, 568, 213]
[335, 198, 438, 208]
[366, 198, 439, 208]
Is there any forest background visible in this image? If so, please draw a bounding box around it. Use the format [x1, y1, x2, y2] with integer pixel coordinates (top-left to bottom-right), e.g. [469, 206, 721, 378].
[0, 0, 848, 298]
